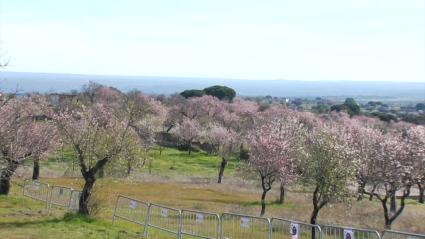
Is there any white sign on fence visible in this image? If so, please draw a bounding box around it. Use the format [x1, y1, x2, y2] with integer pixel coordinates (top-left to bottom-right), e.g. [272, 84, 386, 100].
[240, 217, 250, 228]
[160, 208, 168, 218]
[196, 213, 204, 224]
[344, 229, 355, 239]
[129, 200, 137, 209]
[290, 223, 300, 239]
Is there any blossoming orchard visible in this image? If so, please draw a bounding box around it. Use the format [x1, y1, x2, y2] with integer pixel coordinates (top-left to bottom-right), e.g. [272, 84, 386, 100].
[1, 83, 424, 230]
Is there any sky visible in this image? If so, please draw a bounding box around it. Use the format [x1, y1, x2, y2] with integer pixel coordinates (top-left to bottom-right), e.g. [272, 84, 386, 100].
[0, 0, 424, 82]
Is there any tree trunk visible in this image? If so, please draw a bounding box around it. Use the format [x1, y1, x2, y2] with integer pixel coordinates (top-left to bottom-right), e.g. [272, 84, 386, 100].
[127, 161, 132, 175]
[79, 176, 95, 215]
[390, 194, 397, 213]
[0, 160, 19, 195]
[369, 185, 377, 201]
[357, 182, 365, 201]
[278, 183, 285, 204]
[188, 141, 192, 155]
[381, 197, 391, 229]
[98, 167, 105, 178]
[260, 189, 268, 217]
[310, 208, 320, 239]
[381, 186, 410, 230]
[32, 159, 40, 180]
[217, 157, 227, 184]
[418, 183, 424, 204]
[310, 184, 327, 239]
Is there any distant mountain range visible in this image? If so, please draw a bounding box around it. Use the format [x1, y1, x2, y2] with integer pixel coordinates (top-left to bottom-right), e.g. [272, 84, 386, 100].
[0, 71, 424, 102]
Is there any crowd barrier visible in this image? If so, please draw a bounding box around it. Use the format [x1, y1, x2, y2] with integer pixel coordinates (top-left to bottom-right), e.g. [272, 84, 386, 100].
[180, 209, 220, 239]
[220, 212, 271, 239]
[322, 225, 381, 239]
[21, 181, 425, 239]
[22, 180, 81, 213]
[271, 218, 321, 239]
[112, 194, 425, 239]
[382, 230, 425, 239]
[22, 180, 50, 208]
[69, 190, 82, 211]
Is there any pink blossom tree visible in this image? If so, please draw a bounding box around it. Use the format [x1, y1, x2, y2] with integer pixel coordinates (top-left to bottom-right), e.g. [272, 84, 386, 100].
[52, 103, 135, 214]
[298, 125, 356, 229]
[125, 91, 167, 172]
[246, 117, 301, 216]
[404, 126, 425, 203]
[175, 118, 201, 155]
[0, 96, 57, 195]
[30, 122, 60, 180]
[361, 132, 414, 229]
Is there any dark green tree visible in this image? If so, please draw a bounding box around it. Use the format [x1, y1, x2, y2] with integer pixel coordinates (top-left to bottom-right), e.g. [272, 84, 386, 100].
[416, 103, 425, 111]
[344, 98, 360, 116]
[180, 89, 205, 98]
[203, 85, 236, 101]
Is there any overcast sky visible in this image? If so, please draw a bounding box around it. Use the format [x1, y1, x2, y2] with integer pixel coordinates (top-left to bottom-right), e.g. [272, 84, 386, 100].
[0, 0, 424, 82]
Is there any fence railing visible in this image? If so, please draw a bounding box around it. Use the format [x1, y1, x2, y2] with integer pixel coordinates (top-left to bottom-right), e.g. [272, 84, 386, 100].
[382, 230, 425, 239]
[48, 185, 74, 214]
[112, 194, 150, 237]
[20, 182, 425, 239]
[111, 195, 425, 239]
[22, 180, 81, 213]
[22, 180, 50, 208]
[321, 225, 381, 239]
[146, 203, 181, 238]
[220, 212, 271, 239]
[180, 209, 220, 239]
[271, 218, 321, 239]
[69, 190, 81, 211]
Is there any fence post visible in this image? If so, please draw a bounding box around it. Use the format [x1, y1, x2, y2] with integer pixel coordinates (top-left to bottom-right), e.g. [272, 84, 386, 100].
[111, 195, 119, 225]
[144, 204, 151, 238]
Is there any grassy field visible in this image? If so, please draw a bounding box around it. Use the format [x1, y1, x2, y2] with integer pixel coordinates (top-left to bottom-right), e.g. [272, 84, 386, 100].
[19, 147, 240, 179]
[3, 146, 425, 238]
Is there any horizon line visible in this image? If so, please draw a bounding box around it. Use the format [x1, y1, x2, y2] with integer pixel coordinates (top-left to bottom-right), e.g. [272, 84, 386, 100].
[1, 70, 425, 84]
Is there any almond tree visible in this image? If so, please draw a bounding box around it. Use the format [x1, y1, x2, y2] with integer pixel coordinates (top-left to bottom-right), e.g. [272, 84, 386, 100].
[405, 126, 425, 203]
[362, 133, 414, 229]
[53, 103, 135, 214]
[30, 122, 59, 180]
[246, 117, 301, 216]
[0, 96, 56, 195]
[298, 125, 355, 231]
[175, 118, 201, 155]
[215, 127, 238, 184]
[125, 91, 167, 173]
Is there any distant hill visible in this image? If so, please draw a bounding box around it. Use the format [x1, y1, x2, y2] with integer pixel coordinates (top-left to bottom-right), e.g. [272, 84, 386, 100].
[0, 71, 424, 102]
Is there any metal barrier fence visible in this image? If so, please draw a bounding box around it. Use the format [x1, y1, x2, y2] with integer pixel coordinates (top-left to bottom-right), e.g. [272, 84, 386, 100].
[48, 185, 74, 214]
[69, 190, 81, 211]
[180, 209, 220, 239]
[112, 195, 150, 236]
[22, 180, 50, 208]
[321, 225, 381, 239]
[271, 218, 321, 239]
[382, 230, 425, 239]
[146, 203, 182, 239]
[220, 212, 271, 239]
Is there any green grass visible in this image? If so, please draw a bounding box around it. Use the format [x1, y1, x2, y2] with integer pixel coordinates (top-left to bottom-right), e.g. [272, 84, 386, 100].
[144, 147, 239, 176]
[40, 145, 240, 178]
[2, 177, 425, 238]
[6, 145, 425, 237]
[0, 195, 123, 239]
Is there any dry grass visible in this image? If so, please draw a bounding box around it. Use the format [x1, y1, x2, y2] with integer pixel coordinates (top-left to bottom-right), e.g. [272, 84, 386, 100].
[8, 176, 424, 234]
